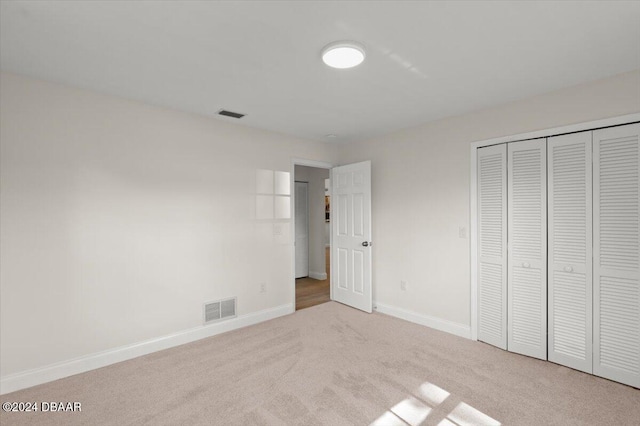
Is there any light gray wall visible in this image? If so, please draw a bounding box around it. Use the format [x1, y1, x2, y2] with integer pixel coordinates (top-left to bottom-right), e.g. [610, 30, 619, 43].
[2, 69, 639, 384]
[294, 165, 330, 278]
[0, 72, 336, 376]
[338, 69, 640, 328]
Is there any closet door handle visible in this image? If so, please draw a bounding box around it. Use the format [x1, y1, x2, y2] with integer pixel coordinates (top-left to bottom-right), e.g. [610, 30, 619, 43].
[564, 266, 573, 273]
[522, 262, 530, 268]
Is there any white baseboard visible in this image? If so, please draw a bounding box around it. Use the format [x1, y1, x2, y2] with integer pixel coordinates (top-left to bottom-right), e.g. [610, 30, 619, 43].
[309, 271, 327, 280]
[374, 303, 471, 339]
[1, 303, 293, 395]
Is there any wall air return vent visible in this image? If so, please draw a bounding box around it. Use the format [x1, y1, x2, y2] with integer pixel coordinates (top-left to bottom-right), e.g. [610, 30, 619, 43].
[204, 297, 237, 324]
[218, 109, 245, 119]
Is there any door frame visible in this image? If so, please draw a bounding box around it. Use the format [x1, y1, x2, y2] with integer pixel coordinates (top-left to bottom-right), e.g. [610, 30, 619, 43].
[291, 158, 335, 312]
[470, 113, 640, 341]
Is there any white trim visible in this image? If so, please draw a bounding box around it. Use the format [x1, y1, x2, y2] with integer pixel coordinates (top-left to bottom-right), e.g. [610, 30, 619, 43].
[470, 113, 640, 150]
[470, 147, 478, 341]
[469, 113, 640, 341]
[308, 271, 328, 280]
[1, 303, 293, 395]
[291, 158, 335, 170]
[375, 303, 471, 339]
[329, 167, 334, 302]
[291, 158, 335, 310]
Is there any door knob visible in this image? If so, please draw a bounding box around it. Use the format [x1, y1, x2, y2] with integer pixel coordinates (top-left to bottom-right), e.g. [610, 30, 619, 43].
[564, 266, 573, 273]
[362, 241, 370, 247]
[522, 262, 530, 268]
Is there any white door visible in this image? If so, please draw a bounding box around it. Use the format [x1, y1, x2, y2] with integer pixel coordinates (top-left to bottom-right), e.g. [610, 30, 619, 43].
[507, 139, 547, 359]
[593, 123, 640, 388]
[331, 161, 372, 313]
[548, 131, 593, 373]
[295, 181, 309, 278]
[477, 144, 507, 349]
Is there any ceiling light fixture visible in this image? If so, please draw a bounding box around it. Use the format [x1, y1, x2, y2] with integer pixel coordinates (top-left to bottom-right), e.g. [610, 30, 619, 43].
[321, 41, 366, 69]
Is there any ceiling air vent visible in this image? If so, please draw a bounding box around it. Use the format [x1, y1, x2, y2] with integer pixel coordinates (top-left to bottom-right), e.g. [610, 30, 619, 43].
[204, 297, 237, 324]
[218, 109, 245, 119]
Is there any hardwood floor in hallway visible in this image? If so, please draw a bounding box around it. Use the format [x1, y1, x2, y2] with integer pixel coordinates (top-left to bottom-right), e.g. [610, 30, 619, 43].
[295, 247, 330, 310]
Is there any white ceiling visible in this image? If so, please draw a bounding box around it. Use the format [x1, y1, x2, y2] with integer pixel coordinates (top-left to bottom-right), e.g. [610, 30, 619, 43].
[1, 1, 639, 143]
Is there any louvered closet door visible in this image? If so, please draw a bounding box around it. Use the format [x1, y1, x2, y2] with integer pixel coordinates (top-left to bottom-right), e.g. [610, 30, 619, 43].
[593, 123, 640, 388]
[548, 132, 592, 373]
[477, 144, 507, 349]
[507, 139, 547, 359]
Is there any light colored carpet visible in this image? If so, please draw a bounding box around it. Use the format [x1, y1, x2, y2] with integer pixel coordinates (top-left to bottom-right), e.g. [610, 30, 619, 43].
[1, 301, 639, 425]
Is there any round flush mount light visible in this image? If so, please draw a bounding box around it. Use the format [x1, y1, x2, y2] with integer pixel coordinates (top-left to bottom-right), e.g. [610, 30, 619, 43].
[321, 41, 366, 69]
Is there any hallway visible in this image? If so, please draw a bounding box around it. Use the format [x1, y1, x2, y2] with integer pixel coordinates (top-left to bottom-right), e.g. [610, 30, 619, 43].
[295, 247, 330, 310]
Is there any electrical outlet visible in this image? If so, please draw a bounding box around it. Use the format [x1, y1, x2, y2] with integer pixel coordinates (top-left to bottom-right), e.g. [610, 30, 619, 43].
[260, 283, 266, 293]
[400, 280, 407, 291]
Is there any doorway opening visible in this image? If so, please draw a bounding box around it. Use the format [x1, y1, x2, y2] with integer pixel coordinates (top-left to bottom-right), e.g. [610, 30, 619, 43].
[294, 164, 331, 310]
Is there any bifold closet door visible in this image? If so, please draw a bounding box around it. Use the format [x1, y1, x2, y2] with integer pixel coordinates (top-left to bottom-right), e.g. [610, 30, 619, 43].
[507, 139, 547, 359]
[593, 123, 640, 388]
[548, 132, 592, 373]
[477, 144, 507, 350]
